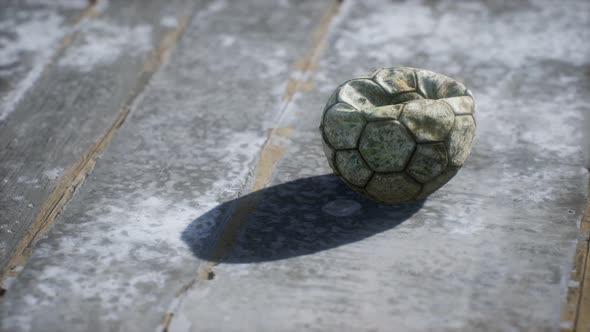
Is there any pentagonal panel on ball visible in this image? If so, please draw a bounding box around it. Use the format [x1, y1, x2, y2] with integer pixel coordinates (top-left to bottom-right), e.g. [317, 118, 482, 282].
[335, 150, 373, 187]
[322, 102, 366, 149]
[415, 69, 468, 99]
[444, 96, 475, 115]
[359, 120, 416, 172]
[446, 115, 476, 166]
[335, 79, 390, 111]
[362, 104, 403, 122]
[407, 143, 448, 183]
[366, 173, 422, 204]
[372, 67, 417, 95]
[400, 99, 455, 143]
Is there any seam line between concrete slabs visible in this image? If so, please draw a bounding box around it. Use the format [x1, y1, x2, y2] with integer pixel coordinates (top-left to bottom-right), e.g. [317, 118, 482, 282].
[157, 1, 346, 330]
[0, 1, 198, 293]
[561, 177, 590, 332]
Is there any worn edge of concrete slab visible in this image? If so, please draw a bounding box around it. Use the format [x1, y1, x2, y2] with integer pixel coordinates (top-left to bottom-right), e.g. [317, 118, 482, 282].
[562, 178, 590, 332]
[157, 1, 343, 330]
[578, 222, 590, 332]
[0, 0, 100, 287]
[0, 11, 193, 293]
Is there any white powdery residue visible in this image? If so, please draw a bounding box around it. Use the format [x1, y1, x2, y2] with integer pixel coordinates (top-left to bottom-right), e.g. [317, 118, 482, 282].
[24, 0, 87, 9]
[505, 165, 585, 206]
[424, 196, 485, 235]
[476, 84, 585, 160]
[93, 0, 110, 14]
[19, 194, 209, 322]
[16, 176, 39, 184]
[334, 0, 434, 61]
[446, 1, 590, 67]
[335, 0, 590, 68]
[43, 167, 63, 180]
[191, 0, 227, 26]
[160, 16, 178, 28]
[58, 20, 152, 72]
[560, 321, 574, 330]
[518, 91, 587, 152]
[219, 34, 236, 47]
[568, 280, 580, 288]
[205, 0, 227, 14]
[0, 10, 69, 121]
[448, 218, 485, 235]
[205, 130, 267, 196]
[4, 129, 266, 325]
[239, 44, 289, 80]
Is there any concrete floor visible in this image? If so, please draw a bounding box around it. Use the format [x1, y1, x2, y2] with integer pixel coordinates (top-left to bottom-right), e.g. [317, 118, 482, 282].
[0, 0, 589, 331]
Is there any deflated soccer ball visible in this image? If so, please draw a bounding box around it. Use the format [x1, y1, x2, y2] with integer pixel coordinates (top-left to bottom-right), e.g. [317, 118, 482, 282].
[320, 67, 476, 204]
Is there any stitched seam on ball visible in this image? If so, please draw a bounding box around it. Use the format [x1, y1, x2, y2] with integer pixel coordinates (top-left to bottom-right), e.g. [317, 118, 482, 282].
[362, 171, 376, 190]
[402, 141, 418, 173]
[439, 99, 457, 144]
[446, 114, 475, 167]
[370, 78, 392, 107]
[441, 97, 473, 116]
[335, 150, 372, 188]
[397, 110, 420, 154]
[369, 72, 390, 98]
[413, 69, 427, 99]
[356, 121, 374, 175]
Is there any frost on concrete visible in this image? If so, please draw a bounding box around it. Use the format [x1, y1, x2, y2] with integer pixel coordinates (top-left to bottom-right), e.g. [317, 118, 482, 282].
[0, 129, 267, 332]
[58, 21, 153, 72]
[24, 0, 88, 9]
[0, 0, 112, 121]
[0, 6, 68, 121]
[334, 0, 590, 68]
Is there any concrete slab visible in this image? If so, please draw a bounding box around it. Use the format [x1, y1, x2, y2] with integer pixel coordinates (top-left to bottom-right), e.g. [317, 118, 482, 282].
[0, 0, 196, 275]
[0, 0, 87, 121]
[0, 0, 333, 331]
[169, 0, 590, 331]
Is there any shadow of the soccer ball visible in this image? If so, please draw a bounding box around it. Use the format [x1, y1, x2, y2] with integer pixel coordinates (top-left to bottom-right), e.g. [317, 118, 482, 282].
[182, 174, 424, 264]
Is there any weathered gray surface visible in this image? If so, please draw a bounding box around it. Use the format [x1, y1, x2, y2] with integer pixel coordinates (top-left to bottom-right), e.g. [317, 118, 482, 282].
[1, 0, 589, 331]
[170, 0, 590, 331]
[0, 0, 195, 273]
[0, 0, 332, 331]
[0, 0, 85, 121]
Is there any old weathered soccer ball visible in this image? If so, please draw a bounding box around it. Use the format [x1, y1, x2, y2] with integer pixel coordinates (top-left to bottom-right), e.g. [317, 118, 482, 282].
[320, 67, 476, 204]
